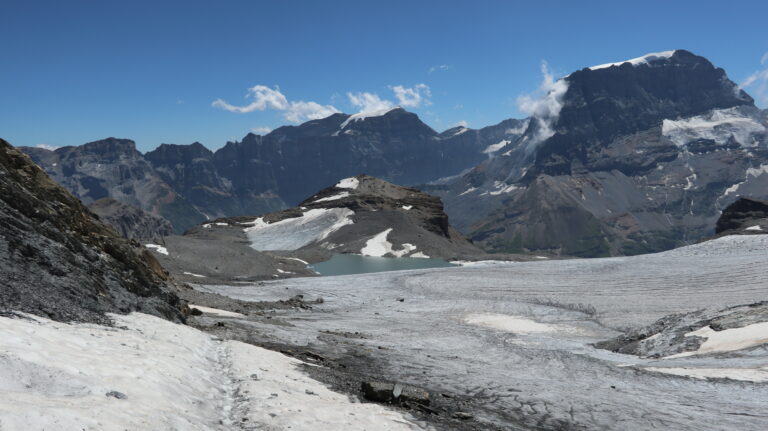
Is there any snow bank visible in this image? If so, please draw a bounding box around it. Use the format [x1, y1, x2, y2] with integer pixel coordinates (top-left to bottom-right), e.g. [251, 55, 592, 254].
[588, 50, 675, 71]
[360, 228, 418, 257]
[662, 107, 766, 147]
[0, 313, 424, 430]
[144, 244, 168, 255]
[464, 313, 582, 335]
[335, 177, 360, 189]
[667, 321, 768, 358]
[183, 271, 206, 278]
[244, 208, 354, 251]
[745, 225, 763, 231]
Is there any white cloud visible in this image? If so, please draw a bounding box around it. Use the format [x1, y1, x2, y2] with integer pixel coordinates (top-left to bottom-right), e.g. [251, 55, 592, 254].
[251, 127, 272, 135]
[35, 144, 58, 151]
[740, 52, 768, 106]
[284, 101, 341, 123]
[452, 120, 468, 128]
[428, 64, 451, 74]
[391, 84, 431, 108]
[347, 92, 395, 113]
[212, 85, 289, 113]
[213, 85, 339, 123]
[516, 61, 569, 150]
[347, 84, 431, 115]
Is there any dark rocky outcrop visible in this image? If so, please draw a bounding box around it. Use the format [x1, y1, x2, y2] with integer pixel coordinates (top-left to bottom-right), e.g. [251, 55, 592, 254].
[0, 138, 186, 324]
[88, 197, 174, 241]
[715, 197, 768, 235]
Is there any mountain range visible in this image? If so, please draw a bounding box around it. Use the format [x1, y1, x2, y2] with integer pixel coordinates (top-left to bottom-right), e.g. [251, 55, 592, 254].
[19, 49, 768, 256]
[22, 110, 525, 233]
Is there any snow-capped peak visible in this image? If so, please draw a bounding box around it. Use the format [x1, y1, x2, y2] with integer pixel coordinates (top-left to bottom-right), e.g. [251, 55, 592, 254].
[339, 107, 400, 129]
[335, 177, 360, 189]
[588, 50, 676, 71]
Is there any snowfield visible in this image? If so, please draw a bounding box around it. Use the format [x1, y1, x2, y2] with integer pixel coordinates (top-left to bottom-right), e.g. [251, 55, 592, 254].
[0, 313, 426, 430]
[244, 208, 354, 251]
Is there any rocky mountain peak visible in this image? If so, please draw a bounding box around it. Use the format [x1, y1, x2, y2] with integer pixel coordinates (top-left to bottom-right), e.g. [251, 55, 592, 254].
[80, 137, 140, 156]
[146, 142, 214, 161]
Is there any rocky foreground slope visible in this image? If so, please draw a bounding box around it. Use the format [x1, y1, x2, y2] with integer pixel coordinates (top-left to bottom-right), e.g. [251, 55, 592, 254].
[0, 138, 185, 323]
[437, 49, 768, 257]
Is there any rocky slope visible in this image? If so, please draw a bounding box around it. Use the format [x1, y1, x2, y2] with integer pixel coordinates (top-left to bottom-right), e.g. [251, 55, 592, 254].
[21, 110, 522, 234]
[0, 138, 186, 323]
[714, 197, 768, 235]
[88, 197, 174, 241]
[438, 50, 768, 257]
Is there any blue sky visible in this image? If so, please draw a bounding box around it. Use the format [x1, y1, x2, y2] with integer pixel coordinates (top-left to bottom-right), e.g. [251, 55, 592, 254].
[1, 0, 767, 152]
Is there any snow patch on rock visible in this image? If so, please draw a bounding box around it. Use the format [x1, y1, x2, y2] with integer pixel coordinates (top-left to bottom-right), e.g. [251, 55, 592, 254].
[313, 192, 350, 203]
[360, 228, 418, 257]
[244, 208, 354, 251]
[588, 50, 676, 71]
[340, 107, 399, 129]
[666, 321, 768, 358]
[335, 177, 360, 189]
[144, 244, 168, 255]
[662, 107, 766, 147]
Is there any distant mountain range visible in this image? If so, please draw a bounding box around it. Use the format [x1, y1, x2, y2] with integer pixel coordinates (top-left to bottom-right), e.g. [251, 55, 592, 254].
[18, 49, 768, 256]
[22, 109, 524, 233]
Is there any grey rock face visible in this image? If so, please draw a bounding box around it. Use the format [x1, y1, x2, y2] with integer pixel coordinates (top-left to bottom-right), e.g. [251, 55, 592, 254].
[0, 138, 186, 324]
[88, 197, 174, 241]
[715, 197, 768, 235]
[440, 50, 768, 257]
[144, 142, 285, 222]
[22, 138, 206, 234]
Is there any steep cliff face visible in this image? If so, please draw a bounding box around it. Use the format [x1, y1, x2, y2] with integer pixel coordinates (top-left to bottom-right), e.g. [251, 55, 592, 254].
[440, 50, 768, 257]
[22, 138, 206, 233]
[144, 142, 285, 220]
[212, 108, 509, 205]
[0, 138, 186, 323]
